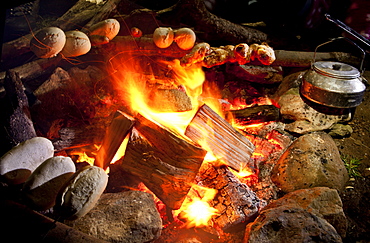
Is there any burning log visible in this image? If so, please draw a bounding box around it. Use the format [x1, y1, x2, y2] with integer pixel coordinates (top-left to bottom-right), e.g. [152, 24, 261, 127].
[94, 110, 135, 169]
[227, 105, 280, 125]
[118, 114, 207, 209]
[0, 70, 36, 153]
[185, 104, 255, 172]
[195, 162, 265, 232]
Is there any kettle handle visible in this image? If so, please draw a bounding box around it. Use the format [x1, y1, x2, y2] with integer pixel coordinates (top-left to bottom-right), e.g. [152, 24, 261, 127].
[313, 37, 366, 74]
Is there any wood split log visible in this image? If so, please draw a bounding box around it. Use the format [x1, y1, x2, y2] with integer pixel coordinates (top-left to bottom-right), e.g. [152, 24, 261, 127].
[94, 110, 135, 169]
[195, 162, 265, 232]
[226, 105, 280, 125]
[0, 70, 36, 154]
[185, 104, 255, 172]
[118, 114, 207, 209]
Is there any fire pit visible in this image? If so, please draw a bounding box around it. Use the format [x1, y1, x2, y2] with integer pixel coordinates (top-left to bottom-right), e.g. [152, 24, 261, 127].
[0, 0, 367, 242]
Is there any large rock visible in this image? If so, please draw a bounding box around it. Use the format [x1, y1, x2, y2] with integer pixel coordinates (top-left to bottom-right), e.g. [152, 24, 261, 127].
[271, 132, 349, 193]
[264, 187, 347, 238]
[66, 191, 162, 243]
[244, 205, 342, 243]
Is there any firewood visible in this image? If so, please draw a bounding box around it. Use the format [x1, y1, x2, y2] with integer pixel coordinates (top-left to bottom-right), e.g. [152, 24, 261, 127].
[185, 104, 255, 172]
[118, 114, 207, 210]
[52, 125, 105, 152]
[273, 50, 359, 67]
[156, 0, 268, 45]
[0, 55, 62, 90]
[0, 70, 36, 154]
[94, 110, 135, 169]
[195, 162, 265, 232]
[1, 0, 102, 66]
[226, 105, 280, 125]
[82, 0, 123, 33]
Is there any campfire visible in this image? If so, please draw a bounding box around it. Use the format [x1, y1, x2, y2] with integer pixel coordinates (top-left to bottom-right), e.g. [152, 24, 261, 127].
[0, 0, 361, 242]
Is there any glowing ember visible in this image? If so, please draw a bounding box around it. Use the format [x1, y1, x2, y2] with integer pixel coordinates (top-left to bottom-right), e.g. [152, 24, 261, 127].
[174, 184, 218, 228]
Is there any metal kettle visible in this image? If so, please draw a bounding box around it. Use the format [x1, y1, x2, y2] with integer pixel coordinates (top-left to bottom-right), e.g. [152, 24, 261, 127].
[300, 60, 366, 108]
[300, 14, 368, 109]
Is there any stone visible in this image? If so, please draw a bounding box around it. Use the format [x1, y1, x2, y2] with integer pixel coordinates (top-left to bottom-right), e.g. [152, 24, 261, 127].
[264, 187, 347, 238]
[66, 191, 162, 243]
[0, 137, 54, 185]
[328, 124, 353, 138]
[55, 165, 108, 220]
[22, 156, 76, 211]
[244, 205, 342, 243]
[271, 132, 349, 193]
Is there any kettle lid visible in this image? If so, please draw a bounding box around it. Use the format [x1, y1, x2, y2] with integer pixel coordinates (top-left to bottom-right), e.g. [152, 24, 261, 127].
[312, 61, 360, 79]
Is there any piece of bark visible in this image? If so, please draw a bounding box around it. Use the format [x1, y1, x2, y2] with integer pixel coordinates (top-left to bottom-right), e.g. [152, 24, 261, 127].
[185, 104, 255, 172]
[94, 110, 135, 169]
[195, 162, 265, 232]
[0, 70, 36, 153]
[273, 50, 360, 67]
[227, 105, 280, 126]
[118, 114, 207, 210]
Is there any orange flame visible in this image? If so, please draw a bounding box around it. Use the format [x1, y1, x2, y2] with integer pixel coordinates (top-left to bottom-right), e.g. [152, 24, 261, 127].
[174, 184, 219, 228]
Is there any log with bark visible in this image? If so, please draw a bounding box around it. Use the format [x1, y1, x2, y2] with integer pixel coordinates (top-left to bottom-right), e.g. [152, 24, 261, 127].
[185, 104, 255, 172]
[194, 162, 265, 232]
[117, 113, 207, 210]
[226, 105, 280, 125]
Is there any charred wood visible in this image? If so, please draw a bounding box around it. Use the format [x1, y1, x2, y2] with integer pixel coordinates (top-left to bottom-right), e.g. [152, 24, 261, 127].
[185, 104, 255, 172]
[195, 162, 265, 232]
[227, 105, 280, 125]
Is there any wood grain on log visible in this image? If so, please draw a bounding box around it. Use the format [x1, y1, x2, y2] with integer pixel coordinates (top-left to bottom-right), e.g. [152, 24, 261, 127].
[118, 114, 207, 209]
[94, 110, 135, 169]
[185, 104, 255, 172]
[227, 105, 280, 125]
[195, 162, 265, 232]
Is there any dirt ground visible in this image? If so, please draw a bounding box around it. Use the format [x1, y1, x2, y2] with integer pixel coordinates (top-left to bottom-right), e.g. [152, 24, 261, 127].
[336, 70, 370, 242]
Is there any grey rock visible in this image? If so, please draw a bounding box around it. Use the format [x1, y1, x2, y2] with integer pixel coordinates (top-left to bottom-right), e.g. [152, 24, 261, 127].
[66, 191, 162, 243]
[271, 132, 349, 193]
[244, 205, 342, 243]
[264, 187, 347, 238]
